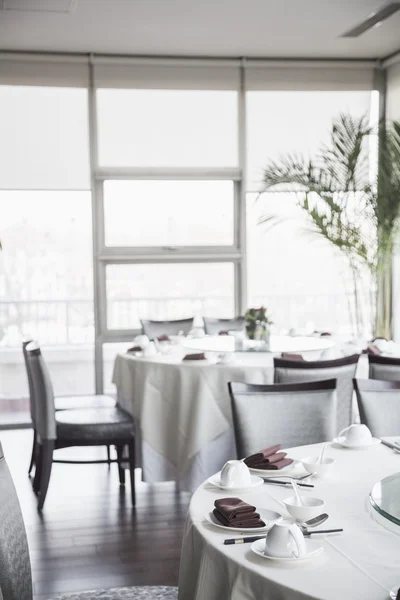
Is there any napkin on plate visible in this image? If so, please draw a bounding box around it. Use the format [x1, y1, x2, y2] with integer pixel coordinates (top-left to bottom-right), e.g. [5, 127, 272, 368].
[280, 353, 304, 361]
[213, 497, 265, 528]
[127, 345, 142, 353]
[156, 334, 170, 342]
[183, 353, 206, 361]
[244, 445, 294, 470]
[218, 330, 230, 335]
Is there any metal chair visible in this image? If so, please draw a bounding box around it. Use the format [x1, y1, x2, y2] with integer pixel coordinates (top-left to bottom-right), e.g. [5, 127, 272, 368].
[26, 342, 136, 511]
[22, 340, 115, 476]
[274, 354, 359, 433]
[354, 378, 400, 437]
[141, 318, 194, 338]
[203, 317, 245, 335]
[229, 379, 337, 458]
[368, 354, 400, 381]
[0, 441, 177, 600]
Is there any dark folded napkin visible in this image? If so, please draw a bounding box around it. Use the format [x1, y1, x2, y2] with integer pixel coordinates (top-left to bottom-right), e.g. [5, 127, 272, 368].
[244, 445, 294, 470]
[246, 451, 287, 468]
[183, 353, 206, 361]
[127, 345, 142, 353]
[213, 497, 265, 528]
[258, 457, 294, 470]
[156, 334, 170, 342]
[281, 353, 304, 361]
[218, 330, 230, 335]
[365, 344, 381, 355]
[244, 444, 281, 465]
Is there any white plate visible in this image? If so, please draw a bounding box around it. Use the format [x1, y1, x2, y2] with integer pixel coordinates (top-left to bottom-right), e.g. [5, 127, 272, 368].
[205, 508, 282, 532]
[333, 436, 381, 449]
[208, 473, 263, 491]
[390, 585, 400, 599]
[248, 460, 301, 477]
[251, 537, 323, 561]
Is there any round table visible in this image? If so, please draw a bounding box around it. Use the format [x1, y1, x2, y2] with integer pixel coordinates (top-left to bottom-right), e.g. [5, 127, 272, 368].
[178, 439, 400, 600]
[183, 334, 335, 355]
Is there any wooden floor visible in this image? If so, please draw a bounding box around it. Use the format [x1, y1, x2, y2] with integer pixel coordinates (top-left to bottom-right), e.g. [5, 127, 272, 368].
[0, 429, 190, 600]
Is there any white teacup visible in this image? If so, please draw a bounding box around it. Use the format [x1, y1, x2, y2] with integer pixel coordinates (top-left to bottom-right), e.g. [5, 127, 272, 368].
[143, 341, 157, 357]
[133, 334, 150, 349]
[220, 460, 251, 488]
[265, 523, 306, 559]
[338, 424, 372, 446]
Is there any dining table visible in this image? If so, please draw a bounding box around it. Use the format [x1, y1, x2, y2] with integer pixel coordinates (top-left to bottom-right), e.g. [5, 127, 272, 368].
[178, 438, 400, 600]
[112, 334, 338, 492]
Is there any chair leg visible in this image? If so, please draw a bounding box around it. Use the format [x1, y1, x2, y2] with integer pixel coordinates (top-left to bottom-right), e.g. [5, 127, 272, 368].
[28, 429, 37, 475]
[128, 439, 136, 506]
[32, 441, 43, 495]
[37, 440, 55, 512]
[116, 444, 126, 485]
[107, 445, 111, 465]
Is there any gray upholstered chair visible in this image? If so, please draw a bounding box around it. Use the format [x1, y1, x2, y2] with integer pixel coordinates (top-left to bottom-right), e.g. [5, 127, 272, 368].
[140, 318, 193, 338]
[26, 342, 136, 511]
[368, 354, 400, 381]
[354, 378, 400, 437]
[203, 317, 245, 335]
[229, 379, 337, 457]
[274, 354, 359, 433]
[0, 441, 177, 600]
[23, 341, 115, 475]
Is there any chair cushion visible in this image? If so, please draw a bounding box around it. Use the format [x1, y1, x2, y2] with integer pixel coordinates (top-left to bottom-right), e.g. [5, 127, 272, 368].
[56, 407, 134, 441]
[56, 395, 115, 411]
[48, 586, 178, 600]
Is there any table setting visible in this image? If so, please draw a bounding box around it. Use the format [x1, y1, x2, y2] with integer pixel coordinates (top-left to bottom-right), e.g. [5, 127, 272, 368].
[178, 428, 400, 600]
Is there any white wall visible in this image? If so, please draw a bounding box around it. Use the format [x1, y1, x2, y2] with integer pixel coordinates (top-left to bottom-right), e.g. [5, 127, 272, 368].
[387, 63, 400, 342]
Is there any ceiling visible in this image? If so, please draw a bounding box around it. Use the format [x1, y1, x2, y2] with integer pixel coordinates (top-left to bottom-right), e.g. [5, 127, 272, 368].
[0, 0, 400, 60]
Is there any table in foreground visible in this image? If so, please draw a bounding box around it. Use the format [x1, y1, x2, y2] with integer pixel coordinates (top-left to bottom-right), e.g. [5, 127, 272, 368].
[179, 439, 400, 600]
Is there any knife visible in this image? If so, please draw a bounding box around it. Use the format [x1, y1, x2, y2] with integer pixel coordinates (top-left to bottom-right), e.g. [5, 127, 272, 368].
[263, 478, 314, 489]
[223, 529, 343, 544]
[380, 439, 400, 452]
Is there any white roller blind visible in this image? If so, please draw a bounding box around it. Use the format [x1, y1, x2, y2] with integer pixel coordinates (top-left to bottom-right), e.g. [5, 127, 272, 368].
[245, 63, 375, 91]
[93, 59, 240, 90]
[0, 55, 88, 87]
[387, 63, 400, 121]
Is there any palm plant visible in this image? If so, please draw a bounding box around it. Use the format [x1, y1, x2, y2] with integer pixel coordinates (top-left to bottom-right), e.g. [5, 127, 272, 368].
[259, 114, 400, 338]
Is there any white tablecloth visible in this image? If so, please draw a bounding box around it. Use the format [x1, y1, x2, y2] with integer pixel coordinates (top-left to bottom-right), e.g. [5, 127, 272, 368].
[179, 439, 400, 600]
[112, 352, 274, 491]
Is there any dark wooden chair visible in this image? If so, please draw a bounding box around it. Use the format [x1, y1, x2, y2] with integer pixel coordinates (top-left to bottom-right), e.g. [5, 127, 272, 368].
[140, 318, 193, 338]
[354, 378, 400, 437]
[0, 441, 177, 599]
[23, 340, 115, 476]
[26, 342, 135, 511]
[274, 354, 360, 433]
[203, 317, 245, 335]
[368, 354, 400, 381]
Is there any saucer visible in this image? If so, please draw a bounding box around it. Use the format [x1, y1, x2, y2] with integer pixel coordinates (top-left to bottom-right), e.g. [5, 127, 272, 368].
[333, 436, 381, 449]
[251, 538, 323, 561]
[205, 508, 282, 532]
[390, 585, 400, 599]
[248, 461, 301, 477]
[208, 472, 263, 491]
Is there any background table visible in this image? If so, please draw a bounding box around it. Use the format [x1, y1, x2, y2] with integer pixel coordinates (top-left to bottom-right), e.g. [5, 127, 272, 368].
[179, 439, 400, 600]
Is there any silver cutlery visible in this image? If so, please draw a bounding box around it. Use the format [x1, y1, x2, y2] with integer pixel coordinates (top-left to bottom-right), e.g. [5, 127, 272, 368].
[303, 513, 329, 528]
[380, 439, 400, 452]
[263, 478, 314, 489]
[224, 527, 342, 545]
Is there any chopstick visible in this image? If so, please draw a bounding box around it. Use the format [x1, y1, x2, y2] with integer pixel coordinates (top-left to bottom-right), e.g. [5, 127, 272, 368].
[380, 439, 400, 452]
[223, 529, 343, 545]
[263, 478, 314, 488]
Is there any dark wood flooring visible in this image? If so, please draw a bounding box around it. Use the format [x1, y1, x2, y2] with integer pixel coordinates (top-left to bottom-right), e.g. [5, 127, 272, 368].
[0, 429, 190, 600]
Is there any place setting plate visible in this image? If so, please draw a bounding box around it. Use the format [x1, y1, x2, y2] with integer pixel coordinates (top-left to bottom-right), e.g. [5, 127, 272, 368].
[207, 472, 264, 491]
[205, 508, 282, 533]
[251, 537, 323, 562]
[332, 436, 381, 450]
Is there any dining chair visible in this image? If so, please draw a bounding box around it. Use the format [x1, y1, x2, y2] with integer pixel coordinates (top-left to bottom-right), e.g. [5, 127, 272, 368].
[0, 441, 177, 600]
[141, 318, 194, 338]
[354, 378, 400, 437]
[203, 317, 245, 335]
[26, 342, 136, 511]
[23, 340, 115, 476]
[274, 354, 359, 433]
[229, 379, 337, 458]
[368, 354, 400, 381]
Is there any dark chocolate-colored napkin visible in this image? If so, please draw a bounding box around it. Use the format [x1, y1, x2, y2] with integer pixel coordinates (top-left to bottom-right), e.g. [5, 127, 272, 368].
[127, 345, 142, 353]
[244, 445, 294, 470]
[156, 334, 170, 342]
[281, 353, 304, 361]
[183, 353, 206, 361]
[218, 330, 230, 335]
[213, 497, 265, 528]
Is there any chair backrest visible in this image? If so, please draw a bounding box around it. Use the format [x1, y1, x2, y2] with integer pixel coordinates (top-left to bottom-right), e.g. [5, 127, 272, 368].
[26, 342, 57, 441]
[229, 379, 337, 458]
[354, 378, 400, 437]
[0, 442, 33, 600]
[274, 354, 359, 433]
[368, 354, 400, 381]
[141, 318, 194, 338]
[203, 317, 245, 335]
[22, 340, 35, 424]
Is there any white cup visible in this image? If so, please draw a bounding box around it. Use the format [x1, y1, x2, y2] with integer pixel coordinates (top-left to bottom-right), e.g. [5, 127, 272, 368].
[220, 460, 251, 488]
[338, 424, 372, 446]
[265, 523, 306, 559]
[134, 334, 150, 348]
[143, 341, 157, 357]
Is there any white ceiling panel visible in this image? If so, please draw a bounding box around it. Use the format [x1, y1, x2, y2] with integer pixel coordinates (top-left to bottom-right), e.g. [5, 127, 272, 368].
[0, 0, 399, 59]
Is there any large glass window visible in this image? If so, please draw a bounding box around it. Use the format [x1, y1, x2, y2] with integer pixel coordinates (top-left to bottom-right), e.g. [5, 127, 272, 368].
[97, 89, 238, 167]
[106, 262, 235, 330]
[103, 180, 235, 247]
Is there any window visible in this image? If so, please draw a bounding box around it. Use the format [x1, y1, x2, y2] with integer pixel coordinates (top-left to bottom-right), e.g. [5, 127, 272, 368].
[97, 89, 238, 167]
[103, 180, 235, 247]
[105, 263, 235, 330]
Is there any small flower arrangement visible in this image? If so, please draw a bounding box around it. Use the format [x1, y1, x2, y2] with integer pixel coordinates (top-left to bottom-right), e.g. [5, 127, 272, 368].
[244, 307, 273, 341]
